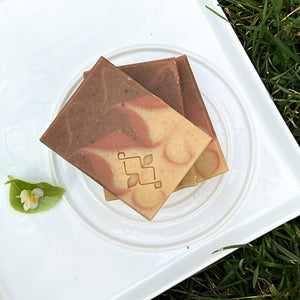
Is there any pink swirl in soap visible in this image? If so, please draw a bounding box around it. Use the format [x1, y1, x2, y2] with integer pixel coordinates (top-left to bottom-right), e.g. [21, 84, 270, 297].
[125, 95, 169, 110]
[77, 148, 127, 196]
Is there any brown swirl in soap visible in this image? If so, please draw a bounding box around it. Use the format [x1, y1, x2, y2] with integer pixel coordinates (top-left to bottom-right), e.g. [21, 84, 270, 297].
[41, 60, 153, 159]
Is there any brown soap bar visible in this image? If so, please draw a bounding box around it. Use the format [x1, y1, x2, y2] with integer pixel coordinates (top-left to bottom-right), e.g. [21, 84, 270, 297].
[103, 56, 228, 200]
[175, 55, 228, 184]
[86, 56, 227, 201]
[85, 58, 198, 201]
[40, 57, 212, 220]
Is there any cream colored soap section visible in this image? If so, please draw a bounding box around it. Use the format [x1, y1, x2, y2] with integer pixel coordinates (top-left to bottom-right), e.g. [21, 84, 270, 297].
[125, 101, 212, 161]
[86, 131, 211, 220]
[105, 101, 212, 220]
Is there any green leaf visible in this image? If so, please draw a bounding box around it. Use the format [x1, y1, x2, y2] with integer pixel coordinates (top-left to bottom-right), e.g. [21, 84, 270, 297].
[5, 176, 65, 213]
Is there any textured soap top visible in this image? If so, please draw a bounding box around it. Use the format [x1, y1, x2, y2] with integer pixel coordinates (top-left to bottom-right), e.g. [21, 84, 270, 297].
[84, 57, 200, 200]
[40, 57, 212, 220]
[103, 56, 228, 200]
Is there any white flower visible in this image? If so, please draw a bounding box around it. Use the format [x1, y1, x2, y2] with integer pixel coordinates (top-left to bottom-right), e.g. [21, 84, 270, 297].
[20, 188, 44, 211]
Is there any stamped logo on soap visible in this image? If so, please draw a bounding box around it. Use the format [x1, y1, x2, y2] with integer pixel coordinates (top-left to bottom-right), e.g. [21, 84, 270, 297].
[118, 152, 162, 189]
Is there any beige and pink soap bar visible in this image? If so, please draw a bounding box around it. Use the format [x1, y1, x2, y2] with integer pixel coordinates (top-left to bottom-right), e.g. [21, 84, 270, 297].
[84, 56, 228, 201]
[40, 57, 212, 220]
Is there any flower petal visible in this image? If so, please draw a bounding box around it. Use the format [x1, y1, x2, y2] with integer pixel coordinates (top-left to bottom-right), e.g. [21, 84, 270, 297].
[20, 190, 29, 203]
[30, 200, 39, 209]
[32, 188, 44, 198]
[23, 200, 31, 211]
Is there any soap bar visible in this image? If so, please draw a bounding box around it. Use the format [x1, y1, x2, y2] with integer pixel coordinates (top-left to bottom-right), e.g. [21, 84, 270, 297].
[84, 58, 198, 201]
[40, 57, 212, 220]
[85, 56, 228, 200]
[102, 56, 228, 199]
[175, 55, 228, 183]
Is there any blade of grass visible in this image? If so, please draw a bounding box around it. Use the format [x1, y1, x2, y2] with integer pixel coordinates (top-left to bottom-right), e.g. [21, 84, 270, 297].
[205, 6, 229, 22]
[272, 240, 300, 264]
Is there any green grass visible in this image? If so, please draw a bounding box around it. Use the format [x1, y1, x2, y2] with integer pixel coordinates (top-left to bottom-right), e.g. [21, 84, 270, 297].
[218, 0, 300, 143]
[155, 219, 300, 299]
[156, 220, 300, 299]
[155, 1, 300, 299]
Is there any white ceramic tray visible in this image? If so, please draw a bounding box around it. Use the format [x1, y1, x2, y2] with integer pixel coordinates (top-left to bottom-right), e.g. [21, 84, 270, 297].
[0, 1, 299, 299]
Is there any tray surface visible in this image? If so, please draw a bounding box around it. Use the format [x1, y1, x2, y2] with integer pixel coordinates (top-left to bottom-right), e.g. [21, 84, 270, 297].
[0, 1, 299, 299]
[51, 45, 255, 249]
